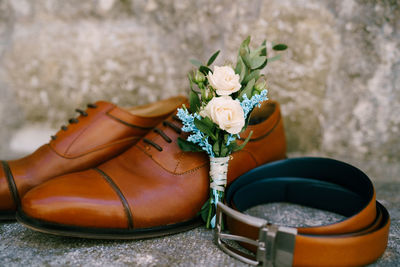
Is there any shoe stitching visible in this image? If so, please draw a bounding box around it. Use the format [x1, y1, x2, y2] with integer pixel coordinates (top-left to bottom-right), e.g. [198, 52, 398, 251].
[136, 145, 208, 175]
[51, 103, 101, 141]
[94, 168, 134, 229]
[173, 152, 185, 173]
[63, 105, 115, 156]
[49, 136, 140, 159]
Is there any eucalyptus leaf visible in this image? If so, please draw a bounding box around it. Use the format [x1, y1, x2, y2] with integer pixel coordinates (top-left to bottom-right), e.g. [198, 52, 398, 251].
[250, 56, 267, 69]
[189, 90, 201, 113]
[240, 47, 252, 68]
[177, 137, 203, 152]
[235, 57, 243, 75]
[241, 36, 251, 50]
[189, 59, 203, 67]
[194, 118, 216, 140]
[260, 40, 267, 56]
[188, 73, 194, 90]
[243, 70, 260, 84]
[249, 41, 266, 58]
[249, 46, 263, 58]
[256, 58, 268, 70]
[238, 78, 255, 100]
[233, 131, 253, 152]
[273, 44, 288, 51]
[235, 57, 242, 74]
[207, 50, 220, 66]
[267, 55, 281, 63]
[236, 57, 247, 83]
[199, 65, 212, 75]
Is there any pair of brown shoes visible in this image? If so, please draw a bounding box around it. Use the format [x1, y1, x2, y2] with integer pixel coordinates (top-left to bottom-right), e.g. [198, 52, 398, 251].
[1, 96, 286, 239]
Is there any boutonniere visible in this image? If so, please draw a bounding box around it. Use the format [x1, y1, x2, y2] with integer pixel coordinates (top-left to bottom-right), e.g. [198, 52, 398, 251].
[177, 36, 287, 228]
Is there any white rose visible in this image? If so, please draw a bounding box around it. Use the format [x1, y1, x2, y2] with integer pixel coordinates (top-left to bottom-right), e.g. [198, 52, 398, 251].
[207, 66, 241, 96]
[200, 96, 245, 134]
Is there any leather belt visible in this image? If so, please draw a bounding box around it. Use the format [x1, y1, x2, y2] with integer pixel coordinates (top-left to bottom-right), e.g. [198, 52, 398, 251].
[215, 157, 390, 267]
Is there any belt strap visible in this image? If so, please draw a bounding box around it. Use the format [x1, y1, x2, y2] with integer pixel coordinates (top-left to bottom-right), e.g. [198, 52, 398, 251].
[215, 157, 390, 267]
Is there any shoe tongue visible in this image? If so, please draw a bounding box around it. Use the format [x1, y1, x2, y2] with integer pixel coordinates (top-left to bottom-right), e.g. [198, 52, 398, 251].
[136, 113, 208, 174]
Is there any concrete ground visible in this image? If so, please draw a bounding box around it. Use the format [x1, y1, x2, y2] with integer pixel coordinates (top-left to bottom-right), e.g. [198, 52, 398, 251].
[0, 161, 399, 267]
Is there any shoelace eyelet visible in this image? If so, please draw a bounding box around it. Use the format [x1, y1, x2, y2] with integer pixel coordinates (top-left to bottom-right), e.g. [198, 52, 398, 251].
[143, 138, 163, 151]
[75, 109, 88, 117]
[144, 117, 183, 152]
[51, 103, 97, 141]
[87, 103, 97, 108]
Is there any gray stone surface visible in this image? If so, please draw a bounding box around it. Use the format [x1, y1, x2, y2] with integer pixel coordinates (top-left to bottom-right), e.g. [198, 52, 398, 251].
[0, 0, 399, 167]
[0, 179, 398, 266]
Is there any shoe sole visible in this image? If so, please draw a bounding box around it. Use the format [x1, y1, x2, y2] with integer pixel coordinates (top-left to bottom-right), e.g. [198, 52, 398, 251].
[0, 211, 16, 221]
[16, 211, 203, 239]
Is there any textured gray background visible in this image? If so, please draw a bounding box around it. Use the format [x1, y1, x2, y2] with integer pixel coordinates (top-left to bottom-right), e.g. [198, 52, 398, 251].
[0, 0, 399, 165]
[0, 0, 399, 266]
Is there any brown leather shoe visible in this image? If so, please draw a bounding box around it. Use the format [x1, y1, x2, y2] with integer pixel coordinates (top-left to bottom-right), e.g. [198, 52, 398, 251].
[0, 96, 187, 220]
[17, 100, 286, 238]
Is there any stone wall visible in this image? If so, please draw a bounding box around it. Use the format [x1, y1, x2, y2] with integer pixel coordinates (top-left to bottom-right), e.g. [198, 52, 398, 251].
[0, 0, 399, 171]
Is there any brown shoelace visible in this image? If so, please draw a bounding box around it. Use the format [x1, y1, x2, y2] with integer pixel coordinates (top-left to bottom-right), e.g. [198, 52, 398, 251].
[51, 103, 98, 140]
[143, 115, 182, 151]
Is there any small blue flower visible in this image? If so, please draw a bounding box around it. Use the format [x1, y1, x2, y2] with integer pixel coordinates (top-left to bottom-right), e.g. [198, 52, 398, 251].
[177, 108, 215, 157]
[240, 89, 268, 118]
[226, 134, 236, 146]
[177, 89, 267, 157]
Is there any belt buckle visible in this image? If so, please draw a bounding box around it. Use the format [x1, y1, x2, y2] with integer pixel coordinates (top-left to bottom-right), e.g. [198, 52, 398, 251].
[215, 202, 297, 267]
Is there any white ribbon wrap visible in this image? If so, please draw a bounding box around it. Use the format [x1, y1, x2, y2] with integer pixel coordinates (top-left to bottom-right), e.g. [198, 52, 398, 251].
[209, 156, 229, 192]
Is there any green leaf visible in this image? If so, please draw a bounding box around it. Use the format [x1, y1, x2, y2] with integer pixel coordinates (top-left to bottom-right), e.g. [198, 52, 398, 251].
[199, 200, 210, 222]
[223, 134, 229, 145]
[202, 116, 215, 128]
[189, 90, 201, 113]
[273, 44, 288, 51]
[213, 141, 220, 156]
[220, 144, 229, 157]
[238, 78, 255, 100]
[235, 57, 247, 83]
[240, 47, 252, 68]
[267, 55, 281, 63]
[243, 69, 260, 84]
[194, 118, 216, 140]
[250, 56, 267, 69]
[189, 58, 202, 67]
[188, 73, 194, 90]
[177, 137, 203, 152]
[256, 59, 268, 70]
[260, 40, 267, 56]
[232, 131, 253, 152]
[249, 40, 266, 58]
[235, 57, 242, 73]
[240, 36, 251, 50]
[207, 50, 220, 66]
[199, 65, 212, 75]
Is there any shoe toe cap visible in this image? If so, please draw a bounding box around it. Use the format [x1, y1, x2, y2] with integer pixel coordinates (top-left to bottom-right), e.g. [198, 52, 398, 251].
[21, 169, 130, 229]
